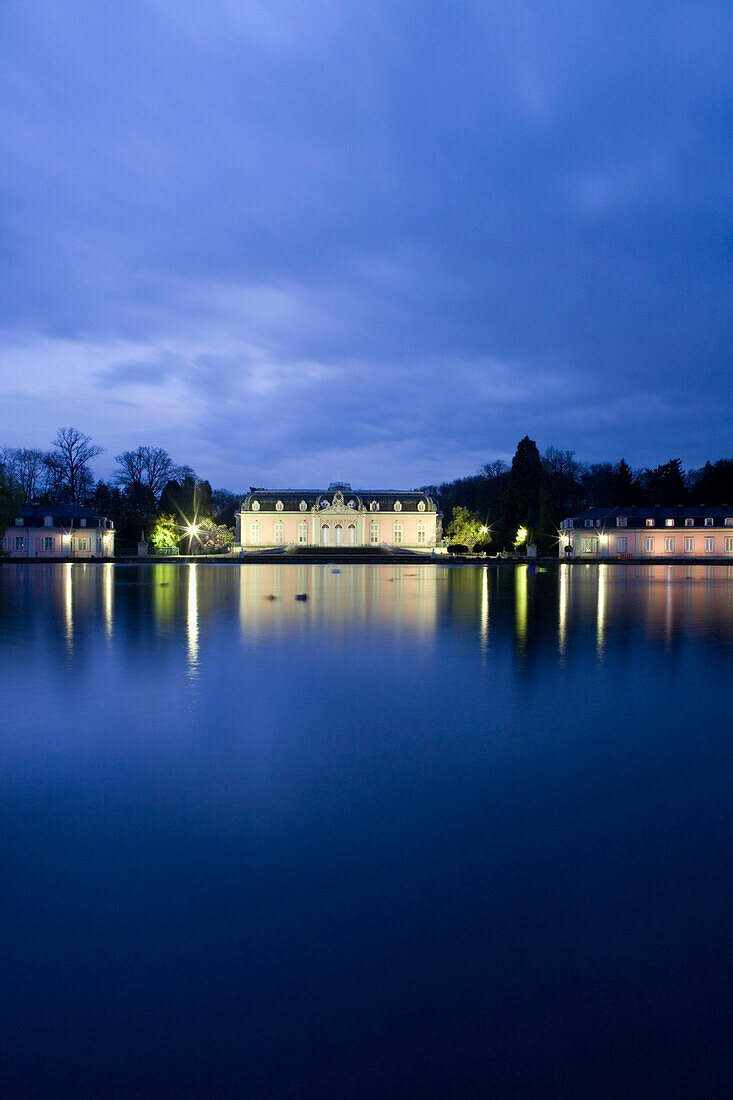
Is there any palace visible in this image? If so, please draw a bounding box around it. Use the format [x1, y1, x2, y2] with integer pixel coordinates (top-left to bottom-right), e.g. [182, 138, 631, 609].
[235, 484, 441, 549]
[559, 506, 733, 559]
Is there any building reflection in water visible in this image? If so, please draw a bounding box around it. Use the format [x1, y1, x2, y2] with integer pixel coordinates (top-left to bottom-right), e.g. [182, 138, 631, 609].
[64, 562, 73, 650]
[596, 563, 606, 657]
[479, 566, 489, 650]
[559, 563, 568, 657]
[104, 562, 113, 641]
[515, 565, 528, 650]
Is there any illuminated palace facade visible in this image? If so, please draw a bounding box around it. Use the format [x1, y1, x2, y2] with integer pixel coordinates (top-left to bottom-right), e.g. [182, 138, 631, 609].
[560, 506, 733, 559]
[235, 484, 441, 549]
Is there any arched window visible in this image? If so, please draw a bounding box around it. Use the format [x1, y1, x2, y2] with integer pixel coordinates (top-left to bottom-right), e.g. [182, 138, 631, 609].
[370, 501, 379, 511]
[393, 522, 403, 545]
[417, 500, 425, 512]
[370, 521, 379, 545]
[347, 523, 356, 546]
[251, 500, 260, 512]
[274, 520, 284, 544]
[394, 501, 402, 512]
[299, 500, 307, 512]
[321, 524, 330, 546]
[417, 522, 426, 545]
[298, 520, 308, 544]
[334, 523, 343, 546]
[251, 520, 260, 545]
[275, 500, 284, 512]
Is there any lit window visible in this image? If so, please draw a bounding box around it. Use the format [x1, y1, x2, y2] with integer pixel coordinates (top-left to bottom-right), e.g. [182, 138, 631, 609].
[251, 521, 260, 545]
[417, 522, 426, 545]
[616, 516, 627, 527]
[393, 522, 403, 544]
[582, 537, 598, 553]
[685, 518, 694, 527]
[275, 500, 284, 512]
[14, 536, 25, 550]
[725, 517, 733, 527]
[298, 521, 307, 544]
[370, 521, 379, 545]
[274, 520, 284, 544]
[705, 536, 715, 552]
[299, 500, 307, 512]
[617, 536, 627, 553]
[684, 537, 694, 553]
[645, 518, 655, 527]
[76, 537, 90, 551]
[418, 500, 425, 512]
[252, 500, 260, 512]
[725, 537, 733, 553]
[394, 501, 402, 512]
[644, 536, 655, 553]
[705, 517, 713, 527]
[665, 518, 674, 527]
[665, 537, 674, 553]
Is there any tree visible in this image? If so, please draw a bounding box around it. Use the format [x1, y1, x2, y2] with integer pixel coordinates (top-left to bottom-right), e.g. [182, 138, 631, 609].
[114, 446, 180, 501]
[195, 518, 234, 553]
[643, 458, 687, 506]
[149, 514, 181, 551]
[0, 465, 23, 539]
[445, 506, 486, 551]
[50, 427, 104, 503]
[502, 436, 546, 546]
[159, 474, 214, 522]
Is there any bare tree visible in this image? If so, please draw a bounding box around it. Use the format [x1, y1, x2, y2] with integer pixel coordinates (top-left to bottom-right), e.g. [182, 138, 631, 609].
[113, 446, 179, 500]
[51, 427, 104, 503]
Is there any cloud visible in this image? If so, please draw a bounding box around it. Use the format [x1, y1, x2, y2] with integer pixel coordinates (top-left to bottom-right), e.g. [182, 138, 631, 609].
[1, 0, 732, 487]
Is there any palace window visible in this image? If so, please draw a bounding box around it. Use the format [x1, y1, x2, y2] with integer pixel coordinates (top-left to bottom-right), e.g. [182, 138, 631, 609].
[584, 519, 594, 528]
[16, 518, 24, 526]
[665, 518, 674, 527]
[252, 500, 260, 512]
[274, 520, 284, 544]
[13, 536, 25, 550]
[417, 522, 426, 545]
[251, 521, 260, 545]
[370, 501, 379, 511]
[80, 519, 86, 527]
[275, 500, 284, 512]
[44, 515, 53, 527]
[685, 518, 694, 527]
[705, 537, 715, 552]
[370, 521, 379, 545]
[417, 500, 425, 512]
[726, 517, 733, 527]
[665, 537, 675, 553]
[43, 537, 54, 551]
[616, 516, 627, 527]
[684, 537, 694, 553]
[644, 536, 655, 553]
[76, 537, 90, 551]
[582, 537, 598, 553]
[299, 500, 307, 511]
[393, 522, 403, 545]
[298, 521, 307, 544]
[617, 536, 627, 553]
[705, 517, 713, 526]
[725, 537, 733, 553]
[347, 523, 356, 545]
[645, 518, 655, 527]
[394, 501, 402, 512]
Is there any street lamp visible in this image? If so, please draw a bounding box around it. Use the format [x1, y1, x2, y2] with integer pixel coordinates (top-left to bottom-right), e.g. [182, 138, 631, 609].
[185, 522, 200, 555]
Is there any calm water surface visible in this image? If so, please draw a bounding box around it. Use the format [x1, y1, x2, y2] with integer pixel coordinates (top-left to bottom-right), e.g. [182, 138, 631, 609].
[2, 562, 733, 1097]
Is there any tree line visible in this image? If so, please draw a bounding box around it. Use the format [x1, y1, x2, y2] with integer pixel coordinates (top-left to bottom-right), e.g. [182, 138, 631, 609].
[424, 437, 733, 552]
[1, 427, 239, 549]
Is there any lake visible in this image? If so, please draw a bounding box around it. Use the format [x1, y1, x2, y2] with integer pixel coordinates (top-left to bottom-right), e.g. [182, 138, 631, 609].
[2, 562, 733, 1097]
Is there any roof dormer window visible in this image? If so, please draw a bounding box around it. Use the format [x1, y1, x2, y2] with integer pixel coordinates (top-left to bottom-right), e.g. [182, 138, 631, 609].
[685, 518, 694, 527]
[616, 516, 627, 527]
[275, 500, 284, 512]
[705, 517, 713, 527]
[665, 518, 674, 527]
[44, 515, 53, 526]
[646, 518, 655, 527]
[584, 519, 594, 528]
[299, 500, 307, 511]
[16, 517, 24, 526]
[417, 500, 425, 512]
[370, 501, 379, 511]
[252, 500, 260, 512]
[394, 501, 402, 512]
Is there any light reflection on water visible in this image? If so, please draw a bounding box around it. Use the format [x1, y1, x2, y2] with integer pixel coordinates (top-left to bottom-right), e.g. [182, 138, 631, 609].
[2, 562, 733, 1096]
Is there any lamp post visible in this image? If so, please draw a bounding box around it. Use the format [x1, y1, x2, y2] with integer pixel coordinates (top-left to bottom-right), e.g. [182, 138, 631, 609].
[185, 523, 200, 556]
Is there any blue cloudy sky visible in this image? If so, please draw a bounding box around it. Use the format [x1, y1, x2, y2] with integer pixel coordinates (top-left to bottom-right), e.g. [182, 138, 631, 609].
[2, 0, 732, 490]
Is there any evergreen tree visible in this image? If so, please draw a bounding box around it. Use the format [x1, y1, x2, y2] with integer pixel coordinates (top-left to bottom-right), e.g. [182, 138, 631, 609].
[502, 436, 545, 545]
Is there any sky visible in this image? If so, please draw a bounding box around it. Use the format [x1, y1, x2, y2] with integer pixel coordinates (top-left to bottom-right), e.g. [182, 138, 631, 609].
[1, 0, 732, 492]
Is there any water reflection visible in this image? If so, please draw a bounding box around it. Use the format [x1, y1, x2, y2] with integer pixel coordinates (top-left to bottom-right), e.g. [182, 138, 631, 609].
[187, 563, 198, 673]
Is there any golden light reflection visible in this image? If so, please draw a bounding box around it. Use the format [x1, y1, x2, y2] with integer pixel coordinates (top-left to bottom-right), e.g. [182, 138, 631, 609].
[596, 563, 607, 657]
[103, 562, 113, 640]
[187, 564, 198, 670]
[559, 563, 568, 656]
[515, 565, 528, 649]
[64, 563, 73, 648]
[479, 566, 489, 649]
